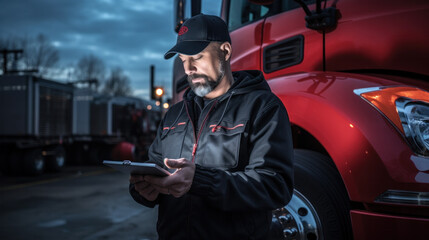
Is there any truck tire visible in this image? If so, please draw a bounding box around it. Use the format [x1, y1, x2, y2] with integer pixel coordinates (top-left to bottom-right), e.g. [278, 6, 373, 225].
[46, 146, 66, 172]
[24, 148, 45, 176]
[272, 149, 352, 240]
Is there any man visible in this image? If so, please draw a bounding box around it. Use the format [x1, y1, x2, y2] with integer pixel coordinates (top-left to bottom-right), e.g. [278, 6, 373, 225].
[129, 14, 294, 240]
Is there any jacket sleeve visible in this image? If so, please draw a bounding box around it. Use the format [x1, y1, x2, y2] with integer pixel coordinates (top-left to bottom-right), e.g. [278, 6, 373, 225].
[128, 117, 165, 208]
[189, 98, 294, 211]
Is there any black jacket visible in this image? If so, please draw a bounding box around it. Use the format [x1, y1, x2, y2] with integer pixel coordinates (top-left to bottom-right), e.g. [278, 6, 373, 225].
[130, 70, 294, 240]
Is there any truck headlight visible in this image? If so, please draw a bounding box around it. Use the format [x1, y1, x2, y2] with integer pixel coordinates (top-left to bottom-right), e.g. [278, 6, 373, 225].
[397, 101, 429, 155]
[354, 86, 429, 156]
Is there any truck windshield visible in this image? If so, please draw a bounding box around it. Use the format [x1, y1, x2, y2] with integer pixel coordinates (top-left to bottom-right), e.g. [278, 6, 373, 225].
[228, 0, 316, 31]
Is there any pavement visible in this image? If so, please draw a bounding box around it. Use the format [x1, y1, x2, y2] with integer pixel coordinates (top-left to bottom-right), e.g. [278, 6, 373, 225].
[0, 165, 159, 240]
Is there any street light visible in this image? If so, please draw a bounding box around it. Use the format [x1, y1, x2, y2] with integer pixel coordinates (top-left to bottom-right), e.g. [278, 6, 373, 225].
[155, 87, 164, 98]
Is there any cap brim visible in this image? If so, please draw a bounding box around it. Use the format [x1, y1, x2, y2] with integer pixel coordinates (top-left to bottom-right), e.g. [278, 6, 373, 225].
[164, 41, 210, 59]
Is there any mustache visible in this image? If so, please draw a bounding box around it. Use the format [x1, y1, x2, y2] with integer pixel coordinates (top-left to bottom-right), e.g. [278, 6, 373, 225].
[188, 74, 208, 81]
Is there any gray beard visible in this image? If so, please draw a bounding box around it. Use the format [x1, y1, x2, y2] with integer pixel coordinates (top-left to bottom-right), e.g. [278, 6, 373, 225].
[188, 59, 226, 97]
[192, 83, 213, 97]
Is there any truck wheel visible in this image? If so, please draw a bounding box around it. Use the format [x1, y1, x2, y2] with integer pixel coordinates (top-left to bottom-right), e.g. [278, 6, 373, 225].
[272, 149, 352, 240]
[24, 149, 45, 176]
[46, 146, 66, 172]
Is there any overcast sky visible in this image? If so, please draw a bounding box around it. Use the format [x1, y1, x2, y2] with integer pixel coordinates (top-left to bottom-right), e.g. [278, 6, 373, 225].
[0, 0, 221, 100]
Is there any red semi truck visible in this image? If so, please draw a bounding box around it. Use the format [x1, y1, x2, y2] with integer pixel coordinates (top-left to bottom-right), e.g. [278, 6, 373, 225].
[171, 0, 429, 239]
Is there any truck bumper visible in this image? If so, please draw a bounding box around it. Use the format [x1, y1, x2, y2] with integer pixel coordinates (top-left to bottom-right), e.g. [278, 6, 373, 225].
[351, 210, 429, 240]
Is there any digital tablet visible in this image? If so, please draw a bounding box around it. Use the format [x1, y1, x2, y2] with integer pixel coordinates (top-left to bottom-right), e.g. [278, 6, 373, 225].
[103, 160, 171, 176]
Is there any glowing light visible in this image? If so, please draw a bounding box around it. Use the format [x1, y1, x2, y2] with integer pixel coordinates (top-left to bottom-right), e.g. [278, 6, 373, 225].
[155, 87, 164, 97]
[163, 103, 169, 109]
[147, 105, 152, 110]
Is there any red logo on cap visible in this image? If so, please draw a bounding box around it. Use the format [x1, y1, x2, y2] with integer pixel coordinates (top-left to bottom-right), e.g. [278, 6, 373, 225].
[178, 26, 188, 36]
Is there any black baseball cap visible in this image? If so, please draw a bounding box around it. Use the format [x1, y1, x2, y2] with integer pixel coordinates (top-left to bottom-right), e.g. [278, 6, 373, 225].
[164, 14, 231, 59]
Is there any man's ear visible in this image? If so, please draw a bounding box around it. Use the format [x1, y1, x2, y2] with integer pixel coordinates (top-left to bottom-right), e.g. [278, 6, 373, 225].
[220, 42, 232, 61]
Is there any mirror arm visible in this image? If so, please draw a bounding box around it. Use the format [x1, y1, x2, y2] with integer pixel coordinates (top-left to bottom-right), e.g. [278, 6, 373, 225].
[293, 0, 312, 16]
[316, 0, 322, 13]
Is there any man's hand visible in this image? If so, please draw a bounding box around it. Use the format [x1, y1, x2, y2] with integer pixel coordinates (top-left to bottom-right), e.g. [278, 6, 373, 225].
[144, 158, 196, 198]
[130, 175, 160, 201]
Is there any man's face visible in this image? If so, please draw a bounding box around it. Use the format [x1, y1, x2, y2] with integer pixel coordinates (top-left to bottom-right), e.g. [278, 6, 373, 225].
[179, 42, 226, 97]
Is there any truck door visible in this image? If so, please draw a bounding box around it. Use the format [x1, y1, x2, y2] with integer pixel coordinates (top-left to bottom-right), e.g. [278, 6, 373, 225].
[227, 0, 273, 72]
[261, 0, 322, 80]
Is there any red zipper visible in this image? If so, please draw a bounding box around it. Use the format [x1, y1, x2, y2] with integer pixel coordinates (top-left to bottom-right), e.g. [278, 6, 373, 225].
[185, 100, 218, 163]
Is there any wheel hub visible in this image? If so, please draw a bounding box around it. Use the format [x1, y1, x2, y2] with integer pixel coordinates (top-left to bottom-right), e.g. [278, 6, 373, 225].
[272, 190, 322, 240]
[34, 156, 45, 171]
[56, 156, 65, 167]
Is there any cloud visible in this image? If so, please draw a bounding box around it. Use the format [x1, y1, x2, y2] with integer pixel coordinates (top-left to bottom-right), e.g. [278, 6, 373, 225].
[133, 88, 150, 97]
[0, 0, 177, 100]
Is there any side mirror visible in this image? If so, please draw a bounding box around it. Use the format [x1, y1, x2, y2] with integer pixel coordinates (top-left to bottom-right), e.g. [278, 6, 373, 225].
[174, 0, 186, 33]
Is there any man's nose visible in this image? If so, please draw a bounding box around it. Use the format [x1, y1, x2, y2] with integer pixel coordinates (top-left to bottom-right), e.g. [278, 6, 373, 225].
[183, 61, 196, 75]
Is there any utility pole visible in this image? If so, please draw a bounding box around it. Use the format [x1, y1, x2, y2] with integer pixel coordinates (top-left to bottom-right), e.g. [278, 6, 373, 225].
[150, 65, 165, 102]
[1, 49, 38, 75]
[150, 65, 155, 99]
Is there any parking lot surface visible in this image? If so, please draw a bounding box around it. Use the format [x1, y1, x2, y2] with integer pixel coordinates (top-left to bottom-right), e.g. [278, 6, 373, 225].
[0, 166, 158, 240]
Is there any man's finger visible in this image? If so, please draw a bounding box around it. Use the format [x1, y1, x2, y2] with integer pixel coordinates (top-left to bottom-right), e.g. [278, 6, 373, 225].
[144, 175, 178, 188]
[134, 180, 151, 192]
[164, 158, 188, 169]
[138, 184, 159, 201]
[130, 174, 144, 184]
[146, 188, 159, 201]
[151, 185, 169, 195]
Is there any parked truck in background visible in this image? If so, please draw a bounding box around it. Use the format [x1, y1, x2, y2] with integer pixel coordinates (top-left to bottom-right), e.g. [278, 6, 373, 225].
[0, 75, 74, 175]
[0, 74, 161, 175]
[171, 0, 429, 239]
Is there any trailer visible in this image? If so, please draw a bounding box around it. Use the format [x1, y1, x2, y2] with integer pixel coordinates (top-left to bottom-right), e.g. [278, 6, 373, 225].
[0, 75, 73, 175]
[0, 74, 161, 175]
[69, 91, 161, 165]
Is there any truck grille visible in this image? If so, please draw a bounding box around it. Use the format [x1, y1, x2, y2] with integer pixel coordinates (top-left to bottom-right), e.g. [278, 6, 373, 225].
[263, 35, 304, 73]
